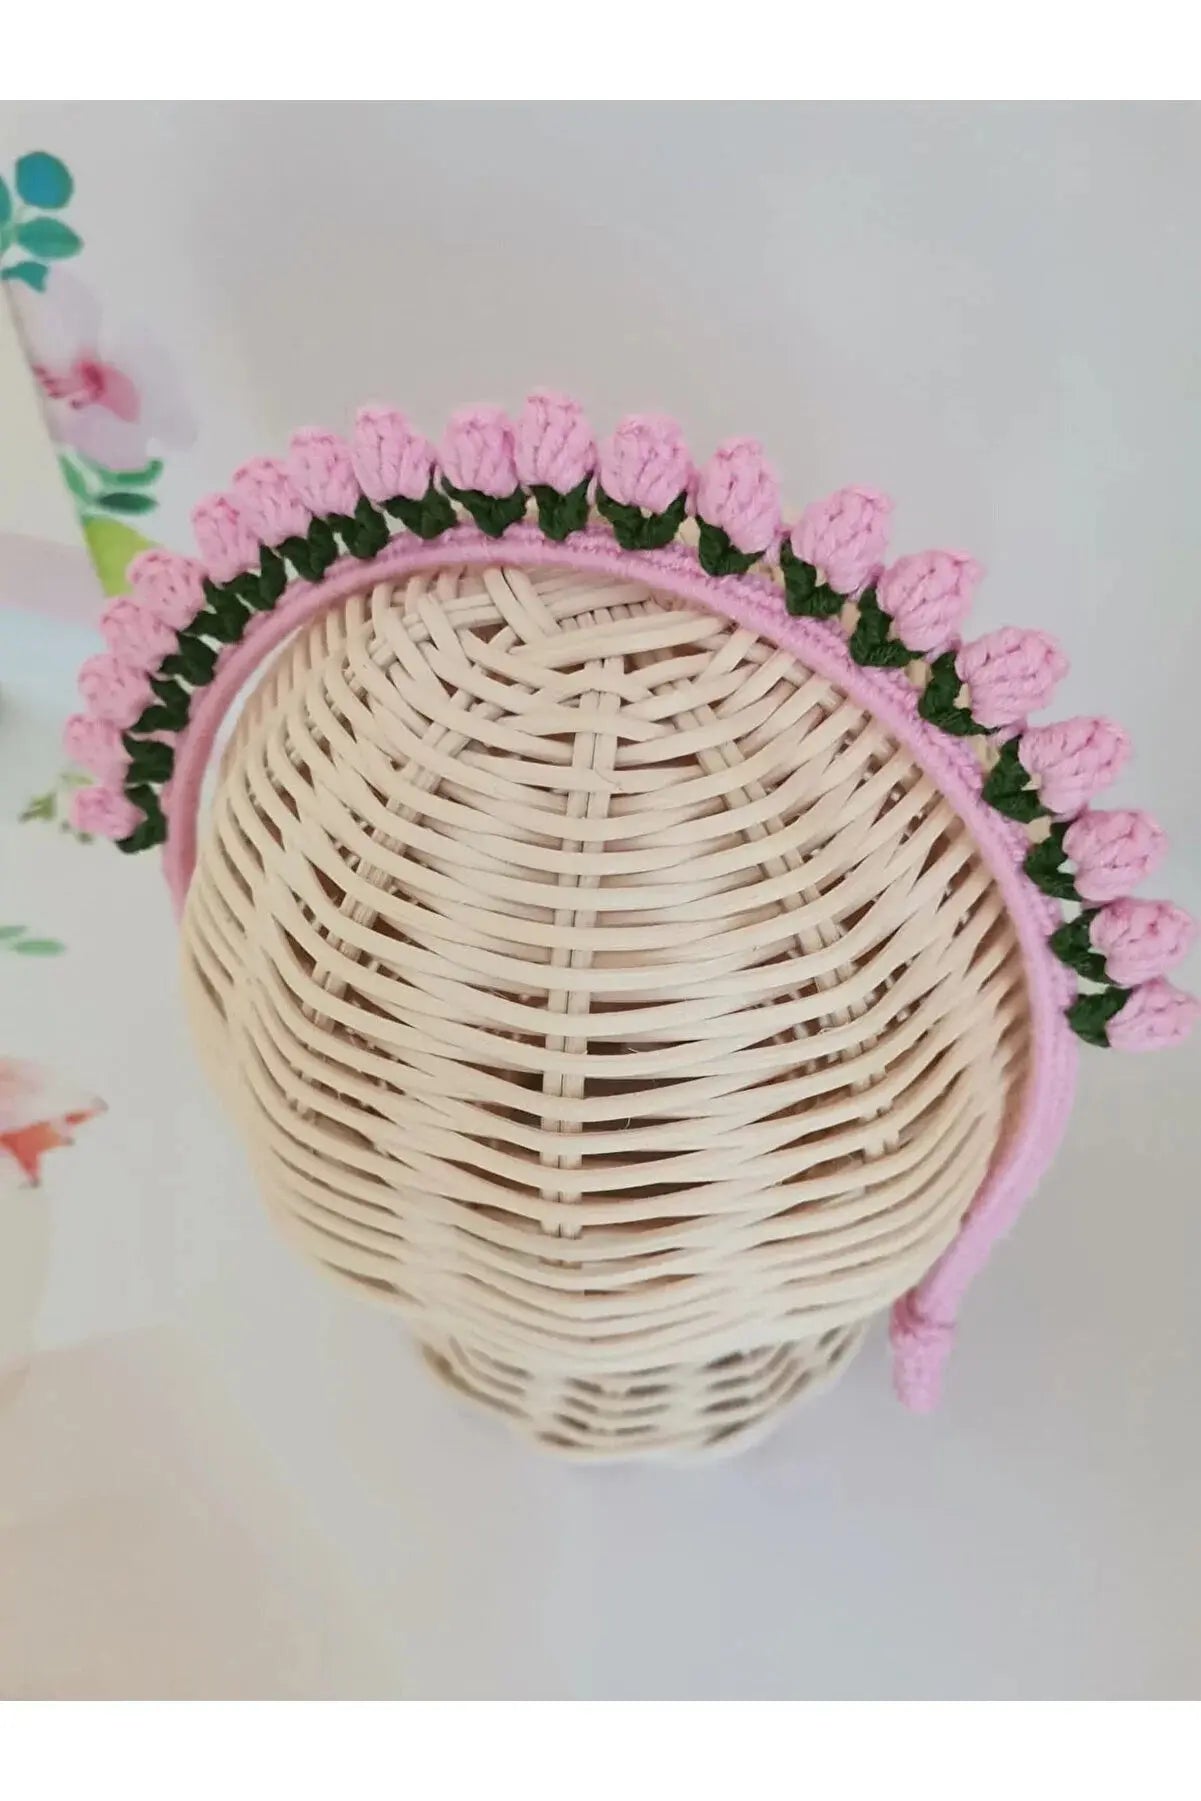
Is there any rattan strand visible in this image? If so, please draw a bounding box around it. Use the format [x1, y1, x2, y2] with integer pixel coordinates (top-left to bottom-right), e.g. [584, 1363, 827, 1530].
[181, 564, 1031, 1459]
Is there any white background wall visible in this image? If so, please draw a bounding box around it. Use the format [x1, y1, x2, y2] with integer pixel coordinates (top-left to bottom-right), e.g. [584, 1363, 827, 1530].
[3, 101, 1199, 1698]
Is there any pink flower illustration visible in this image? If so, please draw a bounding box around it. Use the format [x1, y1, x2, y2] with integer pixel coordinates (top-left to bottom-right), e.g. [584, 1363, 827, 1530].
[0, 1059, 105, 1186]
[11, 270, 195, 472]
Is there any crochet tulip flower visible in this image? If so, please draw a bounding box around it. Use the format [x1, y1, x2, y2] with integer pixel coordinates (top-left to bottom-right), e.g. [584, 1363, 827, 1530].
[69, 783, 142, 842]
[440, 406, 526, 537]
[695, 438, 780, 574]
[956, 628, 1068, 730]
[1106, 979, 1199, 1052]
[877, 551, 981, 657]
[1090, 898, 1196, 988]
[1017, 717, 1131, 818]
[515, 392, 596, 540]
[353, 405, 453, 539]
[596, 415, 695, 550]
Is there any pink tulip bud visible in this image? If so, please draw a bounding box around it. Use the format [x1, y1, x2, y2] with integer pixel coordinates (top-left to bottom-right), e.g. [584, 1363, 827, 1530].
[77, 653, 153, 730]
[440, 406, 519, 497]
[695, 437, 781, 554]
[231, 456, 311, 543]
[598, 415, 694, 515]
[789, 486, 892, 596]
[288, 428, 360, 516]
[1063, 809, 1166, 904]
[1018, 717, 1131, 818]
[352, 405, 437, 503]
[69, 783, 143, 842]
[98, 597, 176, 672]
[956, 627, 1068, 729]
[1107, 979, 1199, 1053]
[192, 493, 259, 584]
[1089, 899, 1196, 988]
[515, 391, 596, 493]
[63, 714, 131, 786]
[877, 550, 981, 656]
[128, 549, 206, 631]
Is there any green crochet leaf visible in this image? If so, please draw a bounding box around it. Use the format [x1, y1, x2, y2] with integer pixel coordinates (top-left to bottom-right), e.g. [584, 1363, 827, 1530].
[982, 738, 1046, 823]
[595, 487, 688, 552]
[255, 546, 288, 606]
[117, 792, 168, 855]
[779, 543, 841, 619]
[918, 651, 986, 736]
[696, 520, 761, 577]
[1066, 985, 1130, 1048]
[330, 495, 390, 560]
[1049, 912, 1107, 984]
[123, 736, 175, 786]
[1024, 823, 1080, 902]
[383, 483, 457, 540]
[531, 478, 591, 542]
[280, 516, 338, 582]
[847, 590, 912, 669]
[161, 631, 218, 684]
[443, 483, 527, 538]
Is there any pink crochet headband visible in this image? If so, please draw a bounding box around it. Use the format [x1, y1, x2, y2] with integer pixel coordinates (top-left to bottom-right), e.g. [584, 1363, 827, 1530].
[64, 394, 1199, 1411]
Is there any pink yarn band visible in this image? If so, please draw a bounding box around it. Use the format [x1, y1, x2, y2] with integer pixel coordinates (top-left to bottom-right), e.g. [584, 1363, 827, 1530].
[161, 521, 1079, 1410]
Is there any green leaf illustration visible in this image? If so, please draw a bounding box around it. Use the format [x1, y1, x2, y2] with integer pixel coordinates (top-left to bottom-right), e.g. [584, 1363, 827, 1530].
[0, 924, 26, 940]
[58, 454, 91, 502]
[0, 176, 11, 225]
[0, 261, 49, 290]
[96, 490, 158, 517]
[84, 458, 163, 488]
[16, 216, 82, 260]
[82, 515, 156, 596]
[15, 151, 74, 210]
[19, 791, 56, 823]
[14, 938, 66, 956]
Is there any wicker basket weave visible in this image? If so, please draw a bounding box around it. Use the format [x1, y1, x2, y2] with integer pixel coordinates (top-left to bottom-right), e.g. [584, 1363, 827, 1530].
[181, 562, 1030, 1460]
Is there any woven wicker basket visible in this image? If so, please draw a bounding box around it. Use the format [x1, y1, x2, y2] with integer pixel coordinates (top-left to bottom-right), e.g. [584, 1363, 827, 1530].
[182, 561, 1030, 1460]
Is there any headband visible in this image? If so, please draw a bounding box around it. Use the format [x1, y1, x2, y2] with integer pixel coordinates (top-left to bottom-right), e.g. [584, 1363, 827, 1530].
[63, 394, 1198, 1409]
